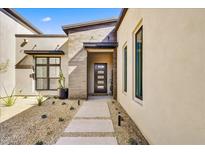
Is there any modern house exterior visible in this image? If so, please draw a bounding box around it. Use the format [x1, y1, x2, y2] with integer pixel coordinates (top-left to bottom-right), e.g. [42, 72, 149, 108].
[15, 16, 118, 99]
[0, 8, 205, 144]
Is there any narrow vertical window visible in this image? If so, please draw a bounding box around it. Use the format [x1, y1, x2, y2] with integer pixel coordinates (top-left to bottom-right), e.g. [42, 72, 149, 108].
[135, 26, 143, 99]
[123, 46, 127, 92]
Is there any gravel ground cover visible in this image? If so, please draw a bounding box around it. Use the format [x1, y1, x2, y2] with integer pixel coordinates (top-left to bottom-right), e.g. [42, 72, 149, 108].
[0, 96, 47, 123]
[107, 99, 149, 145]
[0, 97, 83, 145]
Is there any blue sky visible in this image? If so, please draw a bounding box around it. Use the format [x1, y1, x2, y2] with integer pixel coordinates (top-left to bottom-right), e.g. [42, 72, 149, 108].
[15, 8, 121, 34]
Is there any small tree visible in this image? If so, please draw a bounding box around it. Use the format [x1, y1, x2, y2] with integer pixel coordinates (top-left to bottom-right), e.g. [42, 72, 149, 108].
[58, 69, 65, 89]
[57, 69, 68, 99]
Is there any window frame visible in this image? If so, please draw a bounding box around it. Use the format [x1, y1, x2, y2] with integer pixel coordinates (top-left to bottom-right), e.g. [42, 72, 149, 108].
[134, 26, 143, 101]
[35, 57, 61, 91]
[123, 45, 128, 93]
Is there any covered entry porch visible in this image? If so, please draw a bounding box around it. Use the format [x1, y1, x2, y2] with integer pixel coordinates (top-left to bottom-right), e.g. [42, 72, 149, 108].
[84, 42, 117, 98]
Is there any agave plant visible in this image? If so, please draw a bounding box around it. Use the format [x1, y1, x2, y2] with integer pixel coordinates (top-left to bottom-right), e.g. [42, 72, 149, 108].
[0, 87, 22, 107]
[36, 92, 44, 106]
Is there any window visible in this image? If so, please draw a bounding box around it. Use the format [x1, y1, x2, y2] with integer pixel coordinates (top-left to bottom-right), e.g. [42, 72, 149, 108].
[135, 26, 143, 99]
[35, 57, 61, 90]
[123, 46, 127, 92]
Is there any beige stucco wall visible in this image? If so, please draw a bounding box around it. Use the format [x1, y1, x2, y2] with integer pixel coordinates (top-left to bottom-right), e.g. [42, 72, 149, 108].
[68, 26, 115, 98]
[117, 9, 205, 144]
[87, 52, 113, 95]
[15, 36, 68, 96]
[0, 11, 35, 97]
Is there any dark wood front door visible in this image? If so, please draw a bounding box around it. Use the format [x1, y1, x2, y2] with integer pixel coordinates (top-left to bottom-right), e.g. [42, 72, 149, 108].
[94, 63, 107, 93]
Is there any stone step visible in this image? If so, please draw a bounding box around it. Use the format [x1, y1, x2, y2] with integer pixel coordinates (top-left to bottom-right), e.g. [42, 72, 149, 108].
[56, 137, 118, 145]
[62, 132, 115, 137]
[64, 119, 114, 133]
[74, 101, 110, 118]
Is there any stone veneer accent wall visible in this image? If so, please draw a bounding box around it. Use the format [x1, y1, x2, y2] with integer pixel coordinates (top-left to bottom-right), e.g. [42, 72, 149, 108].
[68, 26, 116, 99]
[68, 49, 87, 99]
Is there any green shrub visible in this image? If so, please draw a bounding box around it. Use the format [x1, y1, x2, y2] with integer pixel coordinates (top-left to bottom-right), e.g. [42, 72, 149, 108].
[128, 138, 138, 145]
[0, 87, 22, 107]
[70, 106, 75, 110]
[35, 141, 44, 145]
[23, 96, 28, 99]
[62, 102, 66, 105]
[53, 96, 58, 99]
[59, 117, 64, 122]
[36, 93, 44, 106]
[47, 131, 53, 135]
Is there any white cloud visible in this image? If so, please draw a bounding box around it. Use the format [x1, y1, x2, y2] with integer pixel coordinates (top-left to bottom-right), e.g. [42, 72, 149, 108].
[42, 17, 51, 22]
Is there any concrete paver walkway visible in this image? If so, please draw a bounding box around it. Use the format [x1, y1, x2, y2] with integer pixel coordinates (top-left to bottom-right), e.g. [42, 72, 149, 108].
[75, 101, 110, 118]
[65, 119, 114, 132]
[56, 137, 117, 145]
[56, 96, 117, 145]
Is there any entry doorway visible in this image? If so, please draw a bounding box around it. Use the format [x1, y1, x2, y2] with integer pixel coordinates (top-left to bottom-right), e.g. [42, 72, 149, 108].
[94, 63, 107, 93]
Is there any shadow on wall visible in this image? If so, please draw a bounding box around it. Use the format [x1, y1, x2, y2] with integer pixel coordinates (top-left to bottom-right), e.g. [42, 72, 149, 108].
[102, 29, 117, 42]
[59, 39, 69, 55]
[68, 47, 87, 98]
[68, 47, 87, 79]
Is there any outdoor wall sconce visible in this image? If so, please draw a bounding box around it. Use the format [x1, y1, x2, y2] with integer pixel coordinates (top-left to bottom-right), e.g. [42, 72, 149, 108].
[32, 44, 37, 50]
[90, 36, 94, 40]
[29, 73, 35, 79]
[55, 44, 60, 50]
[20, 39, 28, 47]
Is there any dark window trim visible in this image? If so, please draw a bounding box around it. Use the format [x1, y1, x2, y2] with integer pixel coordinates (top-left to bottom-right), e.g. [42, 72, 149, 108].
[35, 57, 61, 91]
[123, 46, 127, 93]
[135, 26, 143, 100]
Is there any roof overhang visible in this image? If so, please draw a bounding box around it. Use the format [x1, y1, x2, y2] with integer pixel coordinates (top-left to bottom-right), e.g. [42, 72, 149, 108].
[62, 18, 118, 35]
[83, 42, 118, 49]
[0, 8, 42, 34]
[114, 8, 128, 32]
[15, 34, 67, 38]
[24, 50, 65, 55]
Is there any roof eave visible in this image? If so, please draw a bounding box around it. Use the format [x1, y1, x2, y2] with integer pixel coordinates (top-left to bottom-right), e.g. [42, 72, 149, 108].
[62, 18, 118, 35]
[15, 34, 67, 38]
[1, 8, 42, 34]
[83, 42, 118, 49]
[24, 50, 65, 55]
[114, 8, 128, 32]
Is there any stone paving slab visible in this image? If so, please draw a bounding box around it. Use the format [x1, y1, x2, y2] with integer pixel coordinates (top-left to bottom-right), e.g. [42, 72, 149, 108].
[62, 132, 114, 137]
[55, 96, 117, 145]
[55, 137, 118, 145]
[65, 119, 114, 132]
[75, 101, 110, 118]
